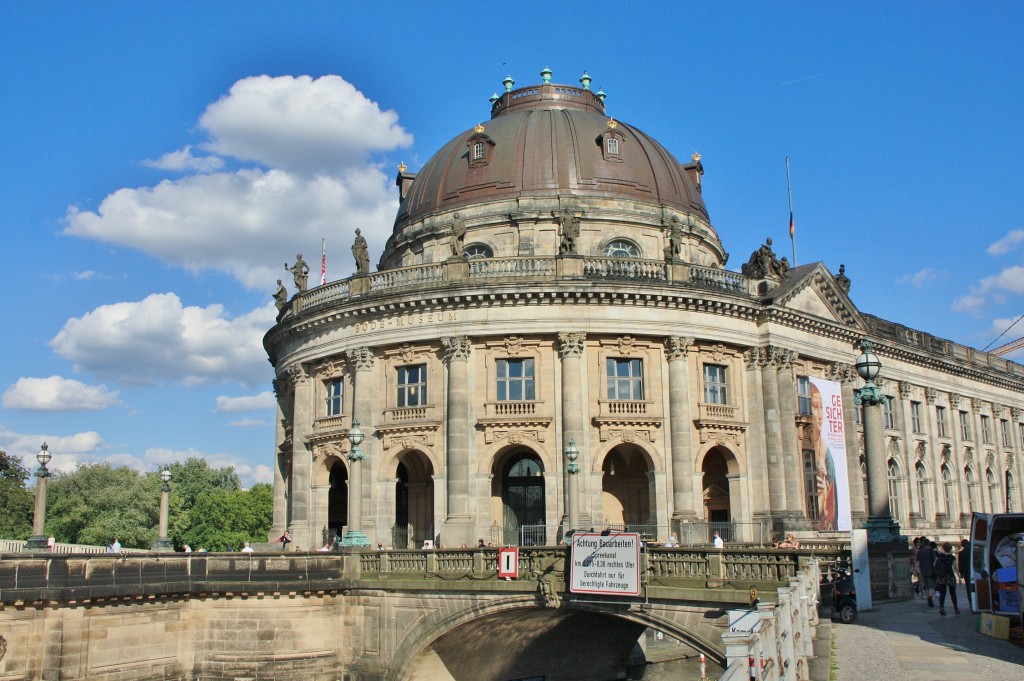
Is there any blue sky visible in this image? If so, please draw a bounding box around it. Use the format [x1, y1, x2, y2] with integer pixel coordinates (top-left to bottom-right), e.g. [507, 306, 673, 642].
[2, 3, 1022, 486]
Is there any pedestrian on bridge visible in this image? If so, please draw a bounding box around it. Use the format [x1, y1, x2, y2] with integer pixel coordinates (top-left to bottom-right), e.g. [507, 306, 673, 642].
[934, 542, 960, 615]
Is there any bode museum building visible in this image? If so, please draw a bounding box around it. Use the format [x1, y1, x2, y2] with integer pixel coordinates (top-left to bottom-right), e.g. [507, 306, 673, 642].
[264, 70, 1024, 551]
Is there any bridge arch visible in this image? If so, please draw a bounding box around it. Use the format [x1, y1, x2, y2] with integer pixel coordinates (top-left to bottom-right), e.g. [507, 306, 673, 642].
[386, 595, 726, 681]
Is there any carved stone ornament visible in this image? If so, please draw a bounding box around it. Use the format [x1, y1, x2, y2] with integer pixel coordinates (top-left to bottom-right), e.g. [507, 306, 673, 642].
[1007, 453, 1015, 470]
[985, 451, 995, 469]
[489, 429, 545, 446]
[915, 441, 926, 461]
[949, 392, 961, 409]
[887, 436, 902, 459]
[442, 336, 472, 363]
[740, 237, 789, 279]
[925, 387, 938, 405]
[665, 336, 695, 361]
[272, 377, 287, 397]
[993, 403, 1006, 419]
[315, 441, 347, 462]
[825, 362, 857, 384]
[347, 346, 376, 370]
[964, 446, 975, 464]
[504, 336, 525, 357]
[899, 381, 912, 400]
[971, 399, 984, 414]
[399, 343, 419, 364]
[285, 364, 308, 388]
[557, 332, 587, 358]
[940, 444, 952, 464]
[617, 335, 638, 356]
[1013, 407, 1023, 423]
[708, 343, 728, 363]
[317, 358, 345, 379]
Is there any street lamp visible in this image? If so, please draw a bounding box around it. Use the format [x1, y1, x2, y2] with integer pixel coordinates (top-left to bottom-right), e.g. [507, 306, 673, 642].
[854, 340, 904, 544]
[25, 443, 52, 551]
[339, 419, 371, 547]
[565, 438, 580, 534]
[153, 469, 173, 551]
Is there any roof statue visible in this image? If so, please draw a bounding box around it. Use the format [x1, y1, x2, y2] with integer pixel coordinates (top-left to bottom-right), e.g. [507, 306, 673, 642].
[834, 264, 851, 294]
[741, 237, 789, 279]
[285, 254, 309, 292]
[352, 229, 370, 275]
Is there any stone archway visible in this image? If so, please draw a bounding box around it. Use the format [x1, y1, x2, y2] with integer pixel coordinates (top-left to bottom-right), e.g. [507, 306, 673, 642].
[491, 448, 546, 546]
[393, 450, 434, 549]
[327, 459, 348, 541]
[600, 444, 653, 530]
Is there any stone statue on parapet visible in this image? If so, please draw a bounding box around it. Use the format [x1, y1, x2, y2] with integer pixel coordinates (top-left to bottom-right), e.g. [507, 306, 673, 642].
[285, 254, 309, 292]
[533, 570, 561, 608]
[352, 229, 370, 275]
[741, 237, 789, 279]
[450, 212, 467, 257]
[664, 215, 684, 261]
[273, 279, 288, 311]
[557, 209, 581, 255]
[834, 264, 851, 294]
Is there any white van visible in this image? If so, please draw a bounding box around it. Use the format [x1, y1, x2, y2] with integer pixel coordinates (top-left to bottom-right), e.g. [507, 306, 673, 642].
[969, 512, 1022, 620]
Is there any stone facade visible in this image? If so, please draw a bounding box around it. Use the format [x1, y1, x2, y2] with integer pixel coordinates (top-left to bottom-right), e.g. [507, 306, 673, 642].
[265, 77, 1024, 554]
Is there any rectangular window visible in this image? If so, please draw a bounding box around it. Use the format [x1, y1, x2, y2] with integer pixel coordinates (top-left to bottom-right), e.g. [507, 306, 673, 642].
[325, 378, 344, 416]
[883, 396, 896, 429]
[959, 410, 972, 441]
[607, 137, 619, 155]
[910, 401, 923, 433]
[1001, 419, 1012, 448]
[398, 364, 427, 407]
[496, 358, 535, 401]
[936, 406, 948, 438]
[607, 358, 644, 400]
[703, 364, 729, 404]
[803, 448, 819, 521]
[797, 376, 812, 416]
[981, 415, 992, 444]
[472, 142, 485, 160]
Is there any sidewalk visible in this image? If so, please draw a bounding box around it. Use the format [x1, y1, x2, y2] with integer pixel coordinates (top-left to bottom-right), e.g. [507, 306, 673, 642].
[820, 596, 1024, 681]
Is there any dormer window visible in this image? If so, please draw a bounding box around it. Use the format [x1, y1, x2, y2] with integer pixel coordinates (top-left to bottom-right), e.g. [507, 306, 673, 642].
[607, 137, 619, 155]
[467, 125, 496, 168]
[598, 120, 625, 162]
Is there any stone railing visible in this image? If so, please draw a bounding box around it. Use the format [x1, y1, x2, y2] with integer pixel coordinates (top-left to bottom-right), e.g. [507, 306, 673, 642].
[689, 263, 748, 293]
[312, 415, 347, 435]
[0, 540, 145, 555]
[469, 256, 556, 279]
[698, 402, 741, 422]
[483, 401, 541, 417]
[599, 399, 654, 417]
[370, 263, 445, 292]
[382, 406, 431, 423]
[583, 256, 667, 281]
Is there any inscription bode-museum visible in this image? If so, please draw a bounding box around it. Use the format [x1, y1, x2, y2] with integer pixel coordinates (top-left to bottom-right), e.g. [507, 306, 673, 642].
[352, 311, 458, 333]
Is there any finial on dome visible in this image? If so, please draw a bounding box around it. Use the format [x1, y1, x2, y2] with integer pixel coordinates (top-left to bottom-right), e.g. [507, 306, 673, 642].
[489, 92, 499, 104]
[503, 75, 515, 92]
[540, 66, 553, 83]
[691, 151, 701, 162]
[596, 87, 606, 102]
[473, 123, 485, 134]
[607, 118, 618, 129]
[579, 71, 592, 90]
[398, 161, 407, 173]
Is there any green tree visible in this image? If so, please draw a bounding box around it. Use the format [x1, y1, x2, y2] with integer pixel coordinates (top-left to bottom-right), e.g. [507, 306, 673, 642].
[165, 458, 241, 547]
[0, 450, 34, 539]
[179, 483, 273, 551]
[47, 464, 160, 548]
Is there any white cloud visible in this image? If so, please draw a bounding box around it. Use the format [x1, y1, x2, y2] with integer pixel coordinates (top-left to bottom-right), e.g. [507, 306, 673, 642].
[952, 293, 986, 313]
[228, 417, 272, 428]
[144, 447, 272, 486]
[0, 427, 106, 476]
[215, 391, 276, 412]
[2, 376, 120, 411]
[897, 267, 946, 289]
[49, 293, 275, 387]
[199, 75, 412, 174]
[143, 145, 224, 173]
[976, 266, 1024, 295]
[987, 229, 1024, 256]
[62, 74, 411, 290]
[73, 270, 105, 281]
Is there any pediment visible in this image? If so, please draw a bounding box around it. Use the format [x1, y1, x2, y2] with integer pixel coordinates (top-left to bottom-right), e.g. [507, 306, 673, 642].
[772, 263, 863, 329]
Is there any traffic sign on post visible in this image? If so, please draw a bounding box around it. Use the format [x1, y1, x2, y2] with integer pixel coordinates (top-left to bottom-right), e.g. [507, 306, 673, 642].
[498, 547, 519, 579]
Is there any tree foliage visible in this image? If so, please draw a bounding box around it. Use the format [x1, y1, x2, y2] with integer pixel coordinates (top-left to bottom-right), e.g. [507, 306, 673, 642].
[0, 450, 34, 539]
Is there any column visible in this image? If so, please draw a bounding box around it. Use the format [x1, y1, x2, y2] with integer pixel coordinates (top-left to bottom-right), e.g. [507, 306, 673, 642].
[666, 337, 697, 522]
[948, 392, 969, 522]
[757, 347, 788, 526]
[287, 363, 313, 550]
[776, 349, 804, 521]
[270, 377, 290, 539]
[898, 382, 922, 527]
[1012, 407, 1024, 512]
[347, 346, 376, 545]
[442, 336, 474, 547]
[558, 332, 587, 526]
[924, 387, 947, 526]
[971, 398, 993, 512]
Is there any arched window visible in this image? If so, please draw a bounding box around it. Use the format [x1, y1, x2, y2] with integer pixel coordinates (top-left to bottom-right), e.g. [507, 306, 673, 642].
[463, 243, 493, 258]
[965, 466, 980, 512]
[987, 468, 1001, 513]
[603, 239, 640, 258]
[941, 464, 955, 520]
[915, 461, 930, 521]
[1008, 471, 1018, 512]
[887, 458, 902, 522]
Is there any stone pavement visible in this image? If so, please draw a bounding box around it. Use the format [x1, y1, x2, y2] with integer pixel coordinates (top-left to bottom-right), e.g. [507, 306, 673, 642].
[814, 594, 1024, 681]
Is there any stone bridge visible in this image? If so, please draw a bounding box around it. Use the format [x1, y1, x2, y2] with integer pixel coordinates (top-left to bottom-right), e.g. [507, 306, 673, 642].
[0, 546, 835, 680]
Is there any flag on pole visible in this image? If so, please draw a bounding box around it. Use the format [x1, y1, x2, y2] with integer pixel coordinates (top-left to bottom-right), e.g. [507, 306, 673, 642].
[320, 239, 327, 285]
[789, 211, 795, 237]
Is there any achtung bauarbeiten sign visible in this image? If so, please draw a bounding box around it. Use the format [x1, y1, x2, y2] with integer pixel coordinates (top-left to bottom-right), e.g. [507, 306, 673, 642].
[569, 532, 641, 596]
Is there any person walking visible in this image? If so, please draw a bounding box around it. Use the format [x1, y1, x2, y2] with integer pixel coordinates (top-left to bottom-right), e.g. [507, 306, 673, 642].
[916, 537, 937, 607]
[934, 541, 961, 615]
[957, 538, 972, 600]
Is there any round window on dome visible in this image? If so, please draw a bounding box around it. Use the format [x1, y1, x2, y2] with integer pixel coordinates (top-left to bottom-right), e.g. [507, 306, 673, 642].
[463, 243, 494, 259]
[603, 239, 640, 258]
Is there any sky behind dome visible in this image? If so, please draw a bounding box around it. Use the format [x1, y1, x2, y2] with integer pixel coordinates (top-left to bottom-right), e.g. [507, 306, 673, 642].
[2, 2, 1022, 486]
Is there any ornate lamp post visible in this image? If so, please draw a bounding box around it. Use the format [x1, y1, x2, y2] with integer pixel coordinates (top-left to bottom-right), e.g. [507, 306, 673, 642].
[153, 470, 173, 551]
[25, 443, 52, 551]
[565, 439, 580, 533]
[854, 340, 904, 544]
[339, 419, 370, 547]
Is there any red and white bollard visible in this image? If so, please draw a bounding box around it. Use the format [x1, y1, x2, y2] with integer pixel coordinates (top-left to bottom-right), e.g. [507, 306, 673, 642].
[700, 652, 707, 680]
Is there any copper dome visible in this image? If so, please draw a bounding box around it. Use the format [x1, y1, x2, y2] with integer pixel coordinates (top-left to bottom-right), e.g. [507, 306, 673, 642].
[392, 80, 708, 234]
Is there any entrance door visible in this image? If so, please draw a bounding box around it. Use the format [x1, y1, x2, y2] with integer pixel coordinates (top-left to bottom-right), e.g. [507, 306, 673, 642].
[502, 454, 545, 545]
[328, 461, 348, 541]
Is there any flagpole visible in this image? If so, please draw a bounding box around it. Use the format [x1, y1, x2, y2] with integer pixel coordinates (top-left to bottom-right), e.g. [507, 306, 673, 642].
[786, 156, 797, 266]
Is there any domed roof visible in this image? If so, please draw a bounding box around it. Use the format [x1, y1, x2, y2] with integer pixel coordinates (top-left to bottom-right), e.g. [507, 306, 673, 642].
[393, 78, 708, 232]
